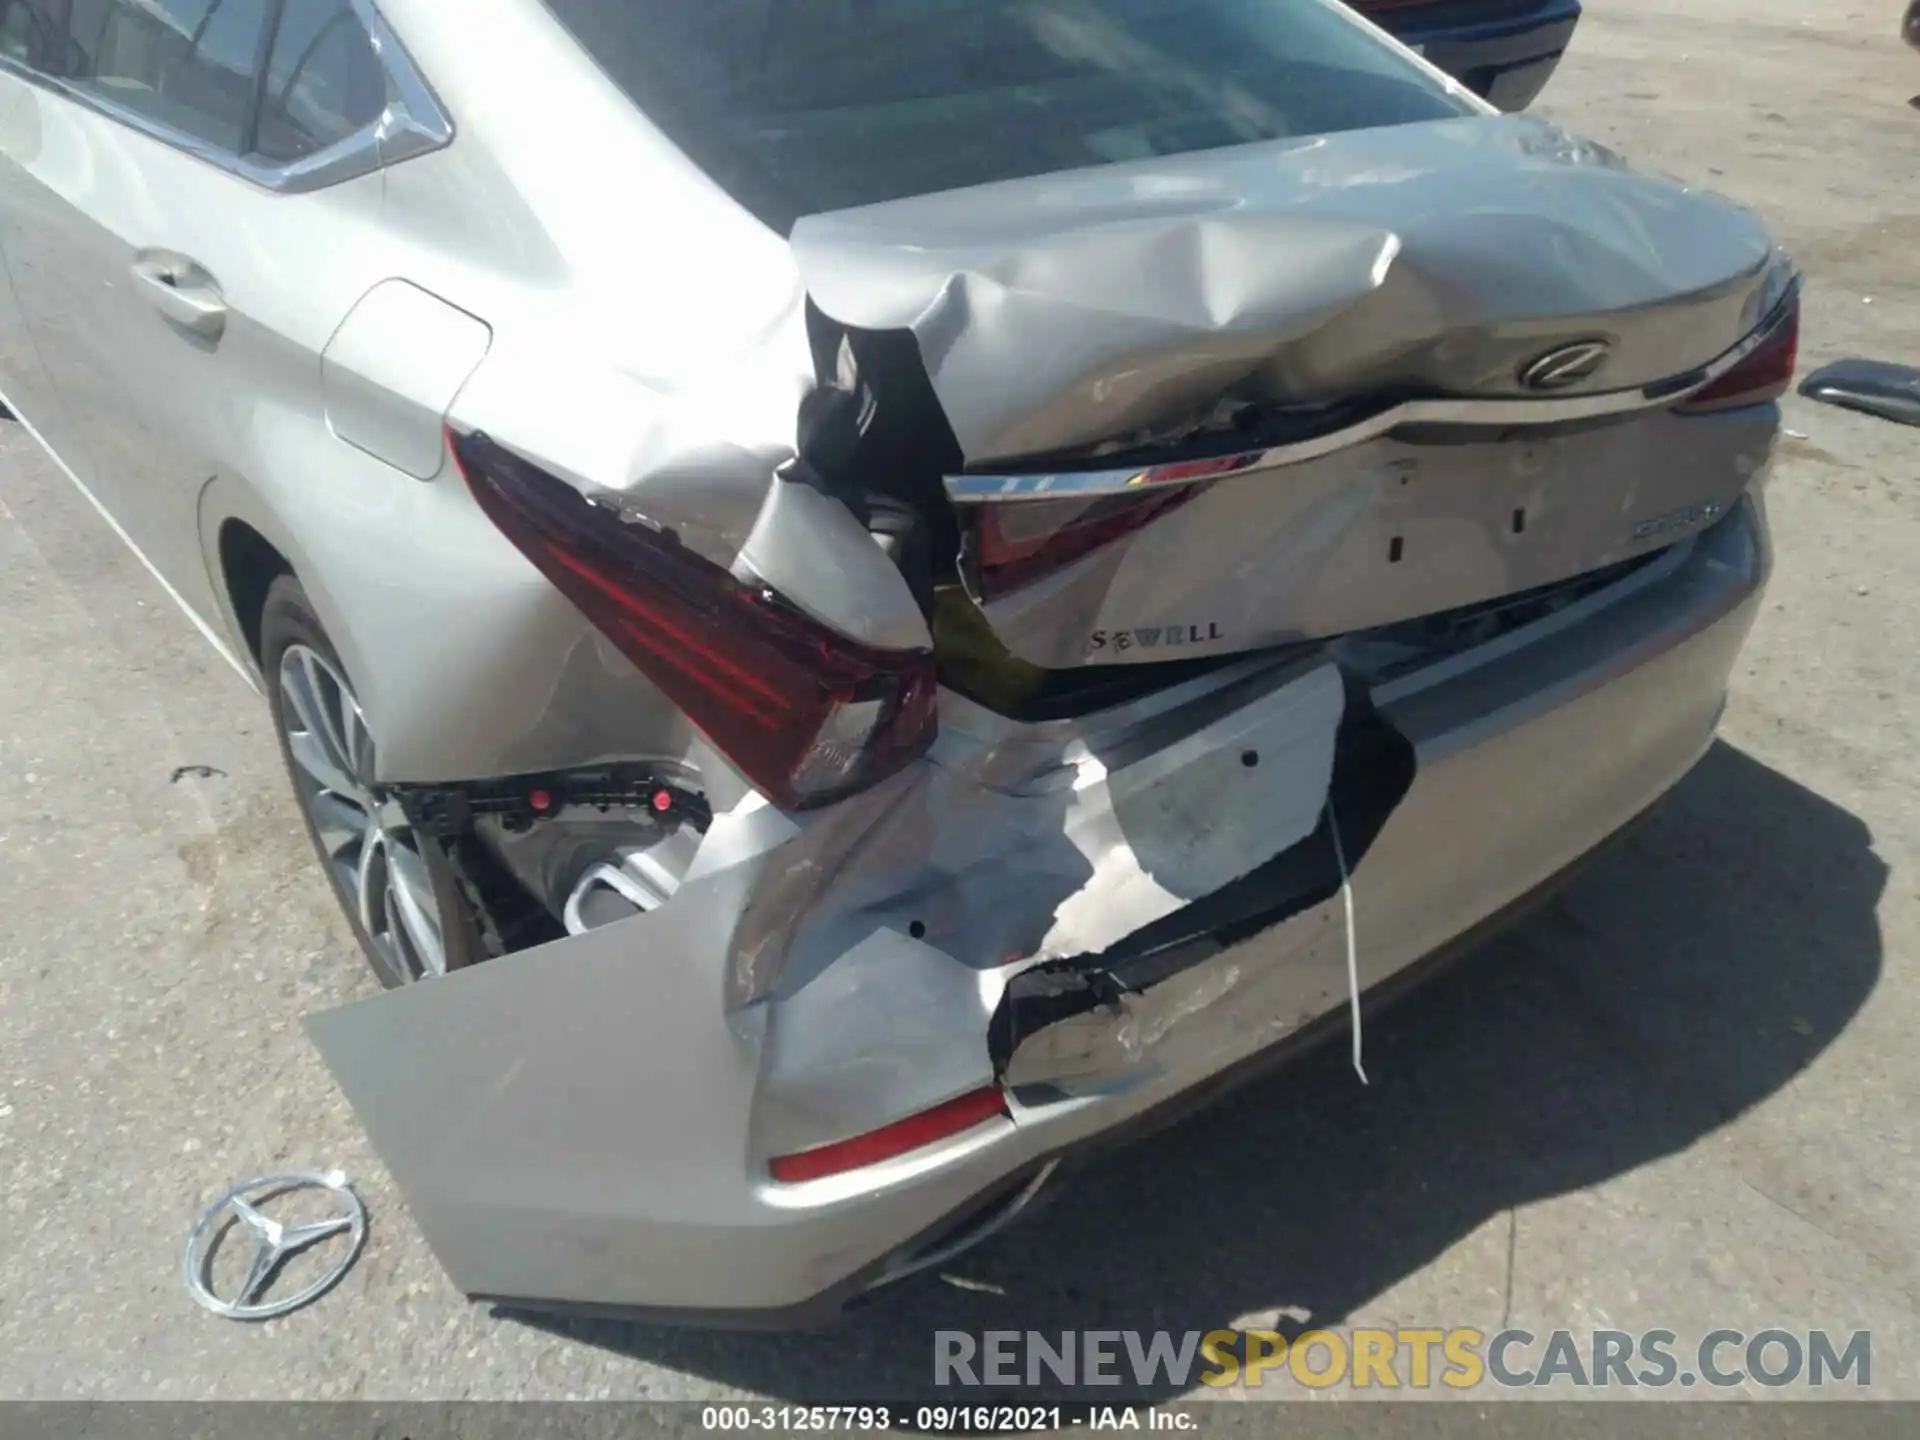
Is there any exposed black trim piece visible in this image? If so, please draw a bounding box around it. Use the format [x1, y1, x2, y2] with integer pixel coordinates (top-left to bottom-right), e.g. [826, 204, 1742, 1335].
[433, 823, 566, 961]
[396, 767, 712, 840]
[393, 766, 710, 958]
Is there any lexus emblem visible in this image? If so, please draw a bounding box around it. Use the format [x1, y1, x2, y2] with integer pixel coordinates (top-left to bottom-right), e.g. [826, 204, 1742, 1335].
[184, 1170, 367, 1320]
[1520, 339, 1612, 391]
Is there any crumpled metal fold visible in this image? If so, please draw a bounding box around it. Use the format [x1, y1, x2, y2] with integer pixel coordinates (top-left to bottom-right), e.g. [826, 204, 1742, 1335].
[792, 114, 1777, 463]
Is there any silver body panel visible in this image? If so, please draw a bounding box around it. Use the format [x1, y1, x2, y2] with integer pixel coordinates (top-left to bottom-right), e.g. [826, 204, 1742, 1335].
[0, 0, 1782, 1316]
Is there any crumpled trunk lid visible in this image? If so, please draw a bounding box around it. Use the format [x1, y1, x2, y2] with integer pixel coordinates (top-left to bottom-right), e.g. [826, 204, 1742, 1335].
[792, 114, 1780, 462]
[790, 114, 1790, 671]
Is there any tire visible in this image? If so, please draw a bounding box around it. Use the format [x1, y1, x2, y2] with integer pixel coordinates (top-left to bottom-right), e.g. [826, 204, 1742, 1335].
[261, 574, 482, 988]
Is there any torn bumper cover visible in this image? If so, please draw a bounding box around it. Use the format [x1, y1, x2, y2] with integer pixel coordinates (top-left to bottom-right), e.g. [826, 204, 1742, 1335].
[305, 497, 1766, 1321]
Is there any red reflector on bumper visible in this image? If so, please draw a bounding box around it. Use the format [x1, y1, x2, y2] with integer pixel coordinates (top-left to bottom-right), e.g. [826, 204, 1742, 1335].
[769, 1087, 1009, 1184]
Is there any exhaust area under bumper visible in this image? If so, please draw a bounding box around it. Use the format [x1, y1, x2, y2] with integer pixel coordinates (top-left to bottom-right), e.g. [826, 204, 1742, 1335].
[306, 498, 1767, 1323]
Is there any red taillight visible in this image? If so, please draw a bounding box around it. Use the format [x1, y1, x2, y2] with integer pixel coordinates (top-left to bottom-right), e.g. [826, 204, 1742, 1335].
[452, 430, 937, 811]
[1677, 298, 1800, 414]
[768, 1086, 1009, 1184]
[966, 486, 1204, 602]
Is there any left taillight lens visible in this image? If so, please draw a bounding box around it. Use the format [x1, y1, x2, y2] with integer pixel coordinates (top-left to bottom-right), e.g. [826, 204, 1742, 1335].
[453, 430, 937, 811]
[1676, 295, 1800, 414]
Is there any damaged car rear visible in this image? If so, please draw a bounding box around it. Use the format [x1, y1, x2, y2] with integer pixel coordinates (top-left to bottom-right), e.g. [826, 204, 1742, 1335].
[0, 0, 1791, 1321]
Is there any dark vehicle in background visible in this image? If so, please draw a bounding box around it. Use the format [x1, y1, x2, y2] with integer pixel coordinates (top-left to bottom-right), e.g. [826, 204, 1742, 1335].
[1356, 0, 1582, 109]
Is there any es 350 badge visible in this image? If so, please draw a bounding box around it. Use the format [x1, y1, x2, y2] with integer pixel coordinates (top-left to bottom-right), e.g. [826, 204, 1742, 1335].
[1633, 500, 1724, 542]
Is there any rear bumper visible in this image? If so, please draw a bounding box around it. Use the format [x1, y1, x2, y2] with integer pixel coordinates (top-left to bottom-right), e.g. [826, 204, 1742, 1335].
[1001, 499, 1765, 1103]
[1396, 0, 1583, 109]
[309, 496, 1766, 1323]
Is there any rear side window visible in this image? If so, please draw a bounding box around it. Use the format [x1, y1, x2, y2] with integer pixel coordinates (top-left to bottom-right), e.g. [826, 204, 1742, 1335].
[64, 0, 276, 151]
[3, 0, 391, 164]
[254, 0, 388, 162]
[0, 0, 67, 71]
[540, 0, 1472, 232]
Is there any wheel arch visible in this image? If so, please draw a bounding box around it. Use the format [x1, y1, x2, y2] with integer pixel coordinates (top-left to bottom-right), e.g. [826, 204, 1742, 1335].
[195, 472, 365, 701]
[216, 517, 293, 670]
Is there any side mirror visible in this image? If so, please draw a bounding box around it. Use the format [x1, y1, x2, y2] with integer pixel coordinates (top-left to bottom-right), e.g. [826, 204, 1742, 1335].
[1798, 359, 1920, 428]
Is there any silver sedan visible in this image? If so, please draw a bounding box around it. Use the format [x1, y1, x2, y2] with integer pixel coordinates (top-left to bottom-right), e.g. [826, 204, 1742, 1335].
[0, 0, 1792, 1321]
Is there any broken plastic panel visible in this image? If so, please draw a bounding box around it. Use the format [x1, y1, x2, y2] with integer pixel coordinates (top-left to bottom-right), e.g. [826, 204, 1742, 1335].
[727, 657, 1348, 1018]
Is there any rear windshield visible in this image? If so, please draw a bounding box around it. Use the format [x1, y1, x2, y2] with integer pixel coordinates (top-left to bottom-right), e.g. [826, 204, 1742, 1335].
[541, 0, 1471, 232]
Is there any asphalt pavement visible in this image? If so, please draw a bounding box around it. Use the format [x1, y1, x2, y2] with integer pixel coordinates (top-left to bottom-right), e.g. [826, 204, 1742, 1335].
[0, 0, 1916, 1408]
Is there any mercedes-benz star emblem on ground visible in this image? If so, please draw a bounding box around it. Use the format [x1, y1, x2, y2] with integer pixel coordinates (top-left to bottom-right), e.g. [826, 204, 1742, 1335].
[183, 1170, 367, 1321]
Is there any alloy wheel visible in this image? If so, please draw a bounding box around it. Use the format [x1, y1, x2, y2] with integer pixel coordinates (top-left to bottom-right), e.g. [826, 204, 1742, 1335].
[277, 644, 448, 982]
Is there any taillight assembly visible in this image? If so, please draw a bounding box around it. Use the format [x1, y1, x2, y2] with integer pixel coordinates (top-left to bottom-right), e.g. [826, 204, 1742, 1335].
[768, 1086, 1009, 1184]
[968, 488, 1221, 605]
[452, 430, 937, 811]
[963, 451, 1257, 601]
[1676, 296, 1800, 414]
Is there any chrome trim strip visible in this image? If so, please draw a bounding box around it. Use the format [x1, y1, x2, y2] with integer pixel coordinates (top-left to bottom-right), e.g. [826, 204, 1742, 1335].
[945, 278, 1801, 504]
[363, 1, 454, 170]
[0, 0, 450, 195]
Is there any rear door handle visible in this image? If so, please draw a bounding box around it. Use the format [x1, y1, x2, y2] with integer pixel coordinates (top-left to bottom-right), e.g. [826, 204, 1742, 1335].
[130, 254, 227, 341]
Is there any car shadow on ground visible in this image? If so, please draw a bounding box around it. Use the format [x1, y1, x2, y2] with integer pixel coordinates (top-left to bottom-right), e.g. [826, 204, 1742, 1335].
[503, 739, 1885, 1403]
